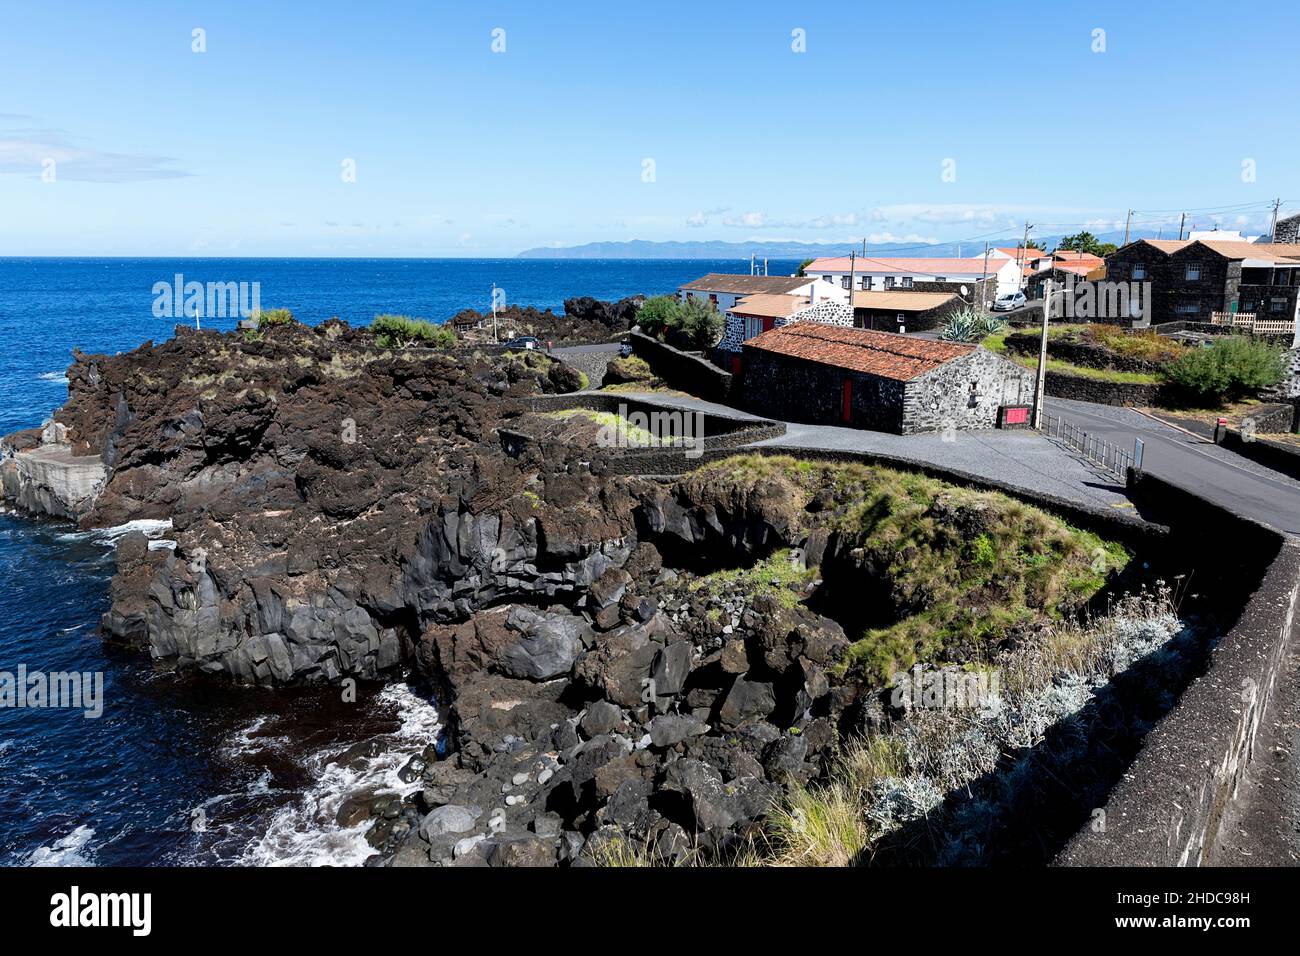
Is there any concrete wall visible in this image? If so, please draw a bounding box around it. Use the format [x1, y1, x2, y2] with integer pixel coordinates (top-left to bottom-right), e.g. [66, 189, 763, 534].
[1056, 470, 1300, 867]
[0, 441, 107, 521]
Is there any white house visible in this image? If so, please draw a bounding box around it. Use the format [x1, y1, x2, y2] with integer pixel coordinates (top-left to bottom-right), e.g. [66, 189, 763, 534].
[803, 256, 1022, 296]
[677, 273, 846, 314]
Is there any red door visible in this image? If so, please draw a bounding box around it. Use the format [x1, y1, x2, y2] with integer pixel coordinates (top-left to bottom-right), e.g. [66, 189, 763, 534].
[840, 379, 852, 424]
[761, 318, 776, 333]
[731, 355, 742, 375]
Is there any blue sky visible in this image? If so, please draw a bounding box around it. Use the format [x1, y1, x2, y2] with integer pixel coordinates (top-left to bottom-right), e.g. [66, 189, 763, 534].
[2, 0, 1297, 256]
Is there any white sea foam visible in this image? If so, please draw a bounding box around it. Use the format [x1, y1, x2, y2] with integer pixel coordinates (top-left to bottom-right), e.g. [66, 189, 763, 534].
[38, 371, 68, 384]
[238, 683, 441, 867]
[24, 825, 96, 866]
[57, 518, 174, 545]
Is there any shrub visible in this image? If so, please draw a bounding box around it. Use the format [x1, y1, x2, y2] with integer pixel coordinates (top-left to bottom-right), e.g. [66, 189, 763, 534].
[370, 314, 457, 349]
[253, 308, 295, 328]
[1164, 336, 1284, 404]
[678, 296, 723, 349]
[635, 296, 681, 338]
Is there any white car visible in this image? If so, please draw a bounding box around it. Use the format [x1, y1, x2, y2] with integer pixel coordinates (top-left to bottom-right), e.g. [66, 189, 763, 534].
[993, 291, 1026, 312]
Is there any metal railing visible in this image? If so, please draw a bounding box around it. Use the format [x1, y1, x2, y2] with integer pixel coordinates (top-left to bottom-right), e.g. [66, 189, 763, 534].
[1040, 412, 1140, 480]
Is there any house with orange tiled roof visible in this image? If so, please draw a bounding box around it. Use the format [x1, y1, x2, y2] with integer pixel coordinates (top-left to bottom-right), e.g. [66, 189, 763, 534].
[804, 254, 1020, 298]
[739, 323, 1035, 434]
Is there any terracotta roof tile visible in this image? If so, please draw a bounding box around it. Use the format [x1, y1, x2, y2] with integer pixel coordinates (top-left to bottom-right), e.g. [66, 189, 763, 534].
[743, 323, 976, 381]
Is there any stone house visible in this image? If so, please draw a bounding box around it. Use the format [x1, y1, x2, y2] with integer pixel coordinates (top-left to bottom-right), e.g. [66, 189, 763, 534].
[851, 290, 962, 333]
[805, 255, 1022, 296]
[1106, 238, 1300, 326]
[739, 323, 1036, 434]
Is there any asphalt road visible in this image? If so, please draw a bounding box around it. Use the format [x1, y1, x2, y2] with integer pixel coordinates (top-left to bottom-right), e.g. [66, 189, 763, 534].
[1046, 397, 1300, 535]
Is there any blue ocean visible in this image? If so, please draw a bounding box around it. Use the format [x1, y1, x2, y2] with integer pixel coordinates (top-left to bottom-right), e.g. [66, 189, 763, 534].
[0, 257, 795, 866]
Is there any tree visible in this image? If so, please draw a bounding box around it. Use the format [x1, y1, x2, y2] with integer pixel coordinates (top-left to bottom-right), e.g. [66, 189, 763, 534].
[1058, 231, 1115, 257]
[678, 296, 723, 349]
[796, 258, 815, 277]
[634, 296, 680, 338]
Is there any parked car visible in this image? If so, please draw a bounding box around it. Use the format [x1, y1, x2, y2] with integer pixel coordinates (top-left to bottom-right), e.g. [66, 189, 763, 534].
[504, 335, 540, 350]
[993, 291, 1026, 312]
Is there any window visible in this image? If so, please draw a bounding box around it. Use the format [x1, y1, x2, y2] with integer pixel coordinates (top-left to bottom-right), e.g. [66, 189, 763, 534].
[1133, 263, 1147, 280]
[896, 313, 905, 324]
[1175, 303, 1200, 315]
[1272, 298, 1287, 312]
[1241, 301, 1256, 312]
[934, 276, 946, 282]
[841, 276, 850, 289]
[709, 293, 717, 304]
[822, 275, 832, 283]
[884, 277, 896, 290]
[901, 277, 914, 288]
[860, 276, 871, 289]
[1185, 263, 1202, 281]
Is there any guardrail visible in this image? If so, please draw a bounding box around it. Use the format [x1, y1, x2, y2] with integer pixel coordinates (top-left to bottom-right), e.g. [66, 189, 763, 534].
[1040, 412, 1141, 480]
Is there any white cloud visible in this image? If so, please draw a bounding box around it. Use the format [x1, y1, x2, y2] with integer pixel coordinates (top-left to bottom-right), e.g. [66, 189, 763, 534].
[0, 123, 190, 183]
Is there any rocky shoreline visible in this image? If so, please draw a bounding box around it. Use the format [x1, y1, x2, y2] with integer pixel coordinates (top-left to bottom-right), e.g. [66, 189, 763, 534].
[2, 305, 1180, 867]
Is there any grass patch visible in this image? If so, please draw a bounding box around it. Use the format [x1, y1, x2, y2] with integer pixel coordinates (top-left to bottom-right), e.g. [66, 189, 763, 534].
[686, 455, 1131, 686]
[688, 548, 819, 610]
[542, 408, 666, 446]
[1007, 353, 1162, 385]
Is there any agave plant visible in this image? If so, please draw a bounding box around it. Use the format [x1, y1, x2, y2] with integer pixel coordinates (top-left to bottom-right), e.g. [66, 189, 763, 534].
[940, 307, 1003, 343]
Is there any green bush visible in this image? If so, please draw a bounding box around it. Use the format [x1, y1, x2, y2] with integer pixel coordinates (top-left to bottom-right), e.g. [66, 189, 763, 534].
[253, 308, 295, 328]
[370, 314, 457, 349]
[635, 296, 681, 338]
[1164, 336, 1284, 405]
[678, 296, 723, 349]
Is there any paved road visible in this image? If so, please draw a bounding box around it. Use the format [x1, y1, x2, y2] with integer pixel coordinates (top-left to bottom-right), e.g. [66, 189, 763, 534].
[604, 391, 1132, 511]
[551, 343, 625, 355]
[1046, 397, 1300, 535]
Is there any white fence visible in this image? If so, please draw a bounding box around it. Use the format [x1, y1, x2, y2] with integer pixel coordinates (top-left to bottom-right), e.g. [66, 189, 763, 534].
[1211, 311, 1295, 335]
[1040, 413, 1140, 480]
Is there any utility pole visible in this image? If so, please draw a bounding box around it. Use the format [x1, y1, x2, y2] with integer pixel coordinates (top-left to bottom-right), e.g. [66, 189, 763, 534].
[981, 242, 990, 308]
[1177, 212, 1186, 241]
[491, 282, 499, 343]
[1032, 278, 1052, 430]
[847, 249, 856, 310]
[1122, 209, 1134, 246]
[1268, 198, 1282, 241]
[1018, 222, 1033, 292]
[861, 238, 866, 257]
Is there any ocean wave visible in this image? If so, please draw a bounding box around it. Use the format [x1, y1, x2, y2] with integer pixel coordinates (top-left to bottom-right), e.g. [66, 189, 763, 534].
[24, 825, 96, 866]
[237, 683, 441, 867]
[38, 371, 69, 384]
[56, 518, 174, 545]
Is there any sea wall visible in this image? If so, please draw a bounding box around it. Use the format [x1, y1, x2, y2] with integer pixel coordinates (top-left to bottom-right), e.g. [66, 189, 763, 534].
[1, 433, 106, 521]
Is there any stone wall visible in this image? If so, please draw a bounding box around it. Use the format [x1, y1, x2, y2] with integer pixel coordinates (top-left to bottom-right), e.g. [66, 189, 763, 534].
[1004, 330, 1164, 373]
[1057, 470, 1300, 867]
[1218, 430, 1300, 482]
[901, 349, 1036, 434]
[1043, 369, 1165, 406]
[740, 347, 906, 432]
[629, 330, 734, 403]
